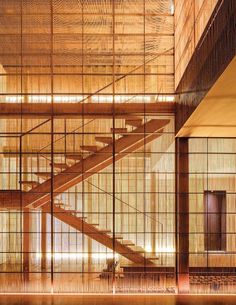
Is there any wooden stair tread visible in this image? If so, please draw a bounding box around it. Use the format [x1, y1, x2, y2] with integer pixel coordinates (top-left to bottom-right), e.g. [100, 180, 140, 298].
[125, 118, 143, 127]
[50, 163, 68, 172]
[95, 136, 113, 144]
[130, 246, 145, 253]
[80, 145, 98, 152]
[122, 240, 135, 246]
[147, 257, 159, 260]
[98, 229, 111, 233]
[114, 235, 123, 240]
[20, 181, 40, 188]
[34, 172, 52, 179]
[110, 127, 127, 134]
[120, 263, 159, 268]
[51, 162, 68, 169]
[107, 233, 123, 240]
[65, 154, 83, 161]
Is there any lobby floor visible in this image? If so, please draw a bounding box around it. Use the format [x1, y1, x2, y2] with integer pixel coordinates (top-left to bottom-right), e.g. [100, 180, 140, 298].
[0, 295, 236, 305]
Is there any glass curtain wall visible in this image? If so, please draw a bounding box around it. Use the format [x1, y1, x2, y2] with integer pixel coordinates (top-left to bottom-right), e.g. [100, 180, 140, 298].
[0, 0, 175, 293]
[189, 138, 236, 294]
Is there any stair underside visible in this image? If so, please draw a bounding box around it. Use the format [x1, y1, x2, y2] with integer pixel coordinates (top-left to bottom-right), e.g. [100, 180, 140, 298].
[42, 204, 156, 265]
[0, 192, 158, 265]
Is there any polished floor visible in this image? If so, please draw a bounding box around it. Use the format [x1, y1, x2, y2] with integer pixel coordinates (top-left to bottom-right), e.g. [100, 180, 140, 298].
[0, 295, 236, 305]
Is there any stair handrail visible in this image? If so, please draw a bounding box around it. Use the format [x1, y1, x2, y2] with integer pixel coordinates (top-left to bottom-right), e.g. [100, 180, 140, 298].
[86, 180, 164, 229]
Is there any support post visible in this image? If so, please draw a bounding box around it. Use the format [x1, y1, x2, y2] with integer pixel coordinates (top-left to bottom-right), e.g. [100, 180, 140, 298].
[23, 208, 30, 281]
[151, 172, 156, 253]
[176, 137, 189, 293]
[22, 72, 30, 282]
[87, 179, 92, 273]
[41, 211, 47, 271]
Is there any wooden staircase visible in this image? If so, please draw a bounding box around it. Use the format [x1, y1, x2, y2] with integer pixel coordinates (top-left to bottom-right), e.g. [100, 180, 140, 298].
[22, 118, 169, 209]
[42, 203, 157, 265]
[10, 118, 169, 264]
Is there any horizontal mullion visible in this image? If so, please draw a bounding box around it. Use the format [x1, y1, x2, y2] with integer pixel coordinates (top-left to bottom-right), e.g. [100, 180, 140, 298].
[0, 131, 174, 136]
[0, 52, 174, 56]
[0, 73, 174, 76]
[0, 232, 235, 235]
[0, 13, 173, 17]
[0, 170, 176, 174]
[3, 64, 174, 69]
[0, 151, 175, 154]
[0, 33, 174, 37]
[0, 92, 174, 95]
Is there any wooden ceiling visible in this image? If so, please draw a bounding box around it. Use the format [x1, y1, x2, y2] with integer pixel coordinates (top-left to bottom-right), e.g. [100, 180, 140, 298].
[177, 56, 236, 138]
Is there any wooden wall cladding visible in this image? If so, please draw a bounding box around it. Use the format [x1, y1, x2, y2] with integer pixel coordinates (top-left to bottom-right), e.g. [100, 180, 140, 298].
[175, 0, 236, 133]
[175, 0, 218, 89]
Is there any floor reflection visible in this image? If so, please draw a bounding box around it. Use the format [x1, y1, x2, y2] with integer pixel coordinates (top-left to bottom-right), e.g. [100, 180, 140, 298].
[0, 296, 236, 305]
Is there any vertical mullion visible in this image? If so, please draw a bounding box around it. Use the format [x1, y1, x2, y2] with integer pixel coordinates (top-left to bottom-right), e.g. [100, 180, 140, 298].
[81, 0, 85, 292]
[112, 0, 116, 294]
[50, 0, 54, 293]
[20, 0, 23, 287]
[206, 138, 209, 269]
[143, 0, 147, 277]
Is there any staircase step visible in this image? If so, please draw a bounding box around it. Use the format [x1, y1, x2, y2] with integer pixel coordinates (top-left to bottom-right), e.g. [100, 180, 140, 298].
[65, 210, 87, 218]
[99, 229, 111, 234]
[55, 203, 71, 209]
[90, 223, 99, 226]
[107, 233, 123, 240]
[107, 233, 124, 240]
[111, 234, 124, 240]
[20, 181, 40, 188]
[122, 240, 135, 246]
[110, 128, 127, 134]
[34, 172, 52, 180]
[65, 154, 83, 161]
[125, 118, 143, 127]
[95, 136, 113, 145]
[146, 256, 159, 260]
[114, 234, 123, 240]
[50, 162, 68, 171]
[80, 145, 98, 153]
[130, 246, 145, 253]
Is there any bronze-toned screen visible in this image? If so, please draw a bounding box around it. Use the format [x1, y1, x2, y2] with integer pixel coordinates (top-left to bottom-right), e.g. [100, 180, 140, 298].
[189, 138, 236, 294]
[0, 0, 175, 293]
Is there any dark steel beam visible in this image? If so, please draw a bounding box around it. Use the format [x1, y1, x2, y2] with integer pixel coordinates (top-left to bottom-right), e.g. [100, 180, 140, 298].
[0, 102, 175, 118]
